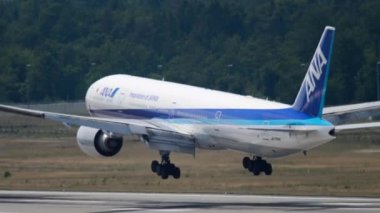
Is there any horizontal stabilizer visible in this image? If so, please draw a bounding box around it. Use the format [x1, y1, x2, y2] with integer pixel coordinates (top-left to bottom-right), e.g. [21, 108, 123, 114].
[335, 122, 380, 133]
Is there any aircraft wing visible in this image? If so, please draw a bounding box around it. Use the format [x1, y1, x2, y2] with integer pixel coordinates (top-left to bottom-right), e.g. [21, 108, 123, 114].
[0, 104, 159, 135]
[0, 104, 196, 155]
[323, 101, 380, 125]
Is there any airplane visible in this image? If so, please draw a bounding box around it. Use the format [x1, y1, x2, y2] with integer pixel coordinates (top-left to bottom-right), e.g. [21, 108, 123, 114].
[1, 26, 380, 180]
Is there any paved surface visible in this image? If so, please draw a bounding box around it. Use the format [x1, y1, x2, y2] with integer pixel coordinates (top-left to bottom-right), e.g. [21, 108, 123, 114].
[0, 190, 379, 212]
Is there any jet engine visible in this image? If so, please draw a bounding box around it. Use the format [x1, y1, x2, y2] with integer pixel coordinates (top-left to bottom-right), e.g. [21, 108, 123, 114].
[76, 126, 123, 157]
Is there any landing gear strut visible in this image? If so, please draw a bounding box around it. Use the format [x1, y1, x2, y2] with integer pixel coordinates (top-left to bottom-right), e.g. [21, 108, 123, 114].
[151, 151, 181, 179]
[242, 156, 272, 176]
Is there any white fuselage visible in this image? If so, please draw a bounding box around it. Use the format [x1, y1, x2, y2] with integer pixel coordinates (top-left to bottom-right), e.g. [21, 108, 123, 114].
[85, 74, 335, 158]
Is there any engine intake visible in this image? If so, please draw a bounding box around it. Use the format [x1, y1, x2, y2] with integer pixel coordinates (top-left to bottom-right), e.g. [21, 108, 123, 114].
[76, 126, 123, 157]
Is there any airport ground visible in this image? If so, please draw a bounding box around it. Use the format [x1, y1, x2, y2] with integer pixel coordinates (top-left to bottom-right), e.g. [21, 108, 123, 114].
[0, 112, 379, 197]
[1, 190, 380, 213]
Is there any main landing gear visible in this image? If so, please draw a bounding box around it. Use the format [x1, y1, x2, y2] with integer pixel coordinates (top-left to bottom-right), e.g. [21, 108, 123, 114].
[242, 156, 272, 176]
[151, 151, 181, 180]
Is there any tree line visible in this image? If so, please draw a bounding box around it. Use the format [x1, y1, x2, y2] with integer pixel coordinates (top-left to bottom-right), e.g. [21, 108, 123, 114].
[0, 0, 379, 106]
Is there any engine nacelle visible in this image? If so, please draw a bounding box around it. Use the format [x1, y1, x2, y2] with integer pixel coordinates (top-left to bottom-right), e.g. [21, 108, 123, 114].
[76, 126, 123, 157]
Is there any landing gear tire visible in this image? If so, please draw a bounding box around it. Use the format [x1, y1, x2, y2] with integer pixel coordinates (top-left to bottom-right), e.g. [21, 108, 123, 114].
[156, 164, 163, 176]
[242, 157, 250, 169]
[252, 164, 261, 176]
[248, 161, 254, 172]
[242, 156, 273, 176]
[160, 168, 169, 179]
[173, 167, 181, 179]
[151, 160, 159, 173]
[264, 163, 272, 175]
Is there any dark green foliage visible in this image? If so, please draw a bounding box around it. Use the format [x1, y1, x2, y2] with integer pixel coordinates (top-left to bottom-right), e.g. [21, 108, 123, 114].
[0, 0, 379, 105]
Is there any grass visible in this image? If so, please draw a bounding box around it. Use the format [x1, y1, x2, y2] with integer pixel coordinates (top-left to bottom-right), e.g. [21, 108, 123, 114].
[0, 112, 379, 196]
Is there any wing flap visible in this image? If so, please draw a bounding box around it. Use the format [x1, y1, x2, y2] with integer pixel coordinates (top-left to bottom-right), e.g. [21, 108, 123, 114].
[144, 128, 195, 155]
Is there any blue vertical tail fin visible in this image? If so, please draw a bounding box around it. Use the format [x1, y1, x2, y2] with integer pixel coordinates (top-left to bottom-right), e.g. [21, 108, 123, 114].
[292, 26, 335, 118]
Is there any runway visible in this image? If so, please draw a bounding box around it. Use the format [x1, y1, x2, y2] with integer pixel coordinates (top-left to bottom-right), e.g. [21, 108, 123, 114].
[0, 191, 379, 213]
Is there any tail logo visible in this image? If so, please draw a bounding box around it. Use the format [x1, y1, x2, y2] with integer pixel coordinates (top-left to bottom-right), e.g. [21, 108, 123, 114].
[305, 46, 327, 102]
[292, 26, 335, 117]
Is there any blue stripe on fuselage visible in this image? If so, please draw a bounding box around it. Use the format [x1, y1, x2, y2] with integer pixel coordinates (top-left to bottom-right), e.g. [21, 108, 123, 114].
[89, 108, 332, 126]
[164, 118, 331, 126]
